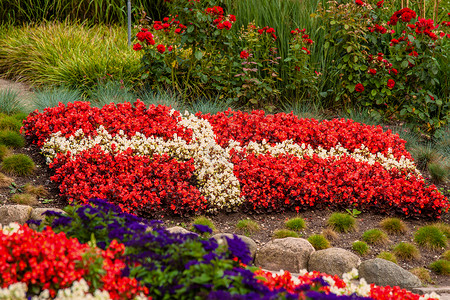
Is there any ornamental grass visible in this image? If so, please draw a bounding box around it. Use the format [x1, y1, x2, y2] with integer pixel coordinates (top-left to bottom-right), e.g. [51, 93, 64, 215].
[1, 154, 35, 176]
[307, 234, 330, 250]
[392, 242, 420, 261]
[284, 217, 306, 231]
[273, 229, 299, 239]
[327, 213, 357, 233]
[352, 241, 370, 256]
[379, 217, 408, 235]
[376, 252, 397, 264]
[414, 225, 448, 250]
[361, 229, 389, 246]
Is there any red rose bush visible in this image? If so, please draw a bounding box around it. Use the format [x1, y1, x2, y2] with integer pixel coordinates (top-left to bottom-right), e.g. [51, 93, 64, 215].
[22, 100, 449, 217]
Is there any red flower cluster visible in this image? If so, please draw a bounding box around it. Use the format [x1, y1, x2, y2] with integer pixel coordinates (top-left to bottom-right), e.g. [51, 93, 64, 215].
[231, 150, 448, 218]
[414, 17, 439, 40]
[22, 100, 192, 147]
[355, 83, 365, 93]
[387, 79, 396, 89]
[136, 28, 156, 45]
[369, 24, 387, 34]
[157, 44, 166, 53]
[368, 68, 377, 75]
[355, 0, 365, 6]
[376, 0, 384, 7]
[388, 8, 417, 25]
[257, 26, 277, 40]
[205, 6, 224, 16]
[369, 284, 436, 300]
[0, 225, 148, 299]
[49, 146, 207, 215]
[200, 110, 412, 160]
[240, 50, 250, 59]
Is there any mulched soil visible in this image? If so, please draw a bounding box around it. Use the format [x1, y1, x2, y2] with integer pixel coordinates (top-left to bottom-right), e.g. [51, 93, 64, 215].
[1, 143, 449, 286]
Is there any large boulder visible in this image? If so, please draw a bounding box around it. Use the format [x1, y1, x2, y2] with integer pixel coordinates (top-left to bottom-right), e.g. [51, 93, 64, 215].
[212, 233, 258, 259]
[358, 258, 421, 289]
[255, 237, 315, 273]
[0, 205, 33, 225]
[30, 208, 66, 222]
[308, 248, 361, 277]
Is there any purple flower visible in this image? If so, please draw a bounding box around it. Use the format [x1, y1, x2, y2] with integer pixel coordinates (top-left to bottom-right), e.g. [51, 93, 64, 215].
[26, 219, 41, 226]
[225, 235, 252, 265]
[193, 224, 213, 234]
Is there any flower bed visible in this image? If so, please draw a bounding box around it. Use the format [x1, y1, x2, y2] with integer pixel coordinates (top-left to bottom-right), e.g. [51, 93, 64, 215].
[21, 100, 449, 217]
[0, 199, 440, 299]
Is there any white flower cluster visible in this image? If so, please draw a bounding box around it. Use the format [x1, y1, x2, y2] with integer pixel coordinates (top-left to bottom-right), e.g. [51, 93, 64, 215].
[42, 112, 244, 211]
[229, 139, 421, 177]
[0, 280, 149, 300]
[0, 222, 22, 235]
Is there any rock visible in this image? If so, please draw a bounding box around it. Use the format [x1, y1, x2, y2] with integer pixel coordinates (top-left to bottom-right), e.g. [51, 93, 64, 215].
[0, 205, 33, 225]
[308, 248, 361, 277]
[167, 226, 194, 235]
[255, 237, 315, 273]
[212, 233, 258, 259]
[358, 258, 421, 289]
[30, 208, 66, 222]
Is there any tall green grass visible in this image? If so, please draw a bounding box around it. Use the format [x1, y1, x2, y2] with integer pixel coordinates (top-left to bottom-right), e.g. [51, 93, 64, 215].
[0, 0, 168, 26]
[0, 22, 141, 92]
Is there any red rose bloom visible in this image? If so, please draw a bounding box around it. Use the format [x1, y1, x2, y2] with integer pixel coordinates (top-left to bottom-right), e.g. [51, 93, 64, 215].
[387, 79, 395, 89]
[368, 69, 377, 75]
[390, 68, 398, 75]
[175, 28, 182, 34]
[157, 44, 166, 53]
[217, 23, 225, 29]
[376, 0, 384, 7]
[355, 0, 364, 5]
[229, 15, 236, 22]
[301, 47, 311, 55]
[240, 50, 250, 59]
[355, 83, 364, 93]
[223, 21, 232, 30]
[133, 43, 142, 51]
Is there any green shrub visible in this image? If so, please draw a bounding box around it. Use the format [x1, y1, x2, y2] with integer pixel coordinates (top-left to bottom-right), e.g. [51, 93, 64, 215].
[410, 267, 432, 284]
[273, 229, 299, 239]
[0, 144, 9, 160]
[0, 88, 24, 115]
[428, 162, 449, 183]
[361, 229, 389, 245]
[285, 217, 306, 231]
[414, 225, 448, 250]
[379, 217, 408, 235]
[11, 193, 38, 206]
[0, 130, 25, 148]
[393, 242, 420, 260]
[32, 86, 83, 112]
[1, 154, 35, 176]
[0, 22, 141, 92]
[442, 250, 450, 261]
[236, 219, 260, 236]
[428, 259, 450, 275]
[327, 213, 356, 233]
[191, 216, 216, 234]
[307, 234, 330, 250]
[352, 241, 369, 256]
[376, 252, 397, 264]
[0, 115, 23, 132]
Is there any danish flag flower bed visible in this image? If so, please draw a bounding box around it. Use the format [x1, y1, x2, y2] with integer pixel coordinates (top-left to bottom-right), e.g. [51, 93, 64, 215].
[21, 100, 449, 218]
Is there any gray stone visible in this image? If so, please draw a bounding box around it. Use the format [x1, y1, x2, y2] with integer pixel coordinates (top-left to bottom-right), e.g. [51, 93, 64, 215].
[358, 258, 421, 289]
[31, 208, 66, 222]
[255, 237, 315, 273]
[167, 226, 194, 235]
[212, 233, 258, 259]
[308, 248, 361, 277]
[0, 205, 33, 225]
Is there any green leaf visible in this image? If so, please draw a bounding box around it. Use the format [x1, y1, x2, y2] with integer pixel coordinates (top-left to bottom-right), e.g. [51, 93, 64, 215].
[401, 61, 409, 69]
[319, 92, 328, 97]
[194, 51, 203, 60]
[360, 65, 368, 71]
[324, 41, 330, 49]
[344, 24, 349, 30]
[347, 46, 352, 53]
[371, 89, 377, 96]
[141, 73, 149, 79]
[436, 100, 443, 106]
[330, 21, 336, 25]
[187, 26, 194, 33]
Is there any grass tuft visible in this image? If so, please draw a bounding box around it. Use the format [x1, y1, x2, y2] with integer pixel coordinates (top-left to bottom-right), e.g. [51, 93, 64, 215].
[442, 250, 450, 261]
[89, 80, 136, 107]
[139, 90, 184, 111]
[411, 144, 439, 170]
[352, 241, 369, 256]
[0, 88, 25, 115]
[428, 162, 449, 183]
[0, 130, 25, 148]
[236, 219, 260, 236]
[379, 217, 408, 235]
[428, 259, 450, 275]
[432, 222, 450, 239]
[307, 234, 330, 250]
[0, 115, 23, 132]
[0, 172, 13, 188]
[1, 154, 35, 176]
[187, 96, 235, 115]
[327, 212, 356, 233]
[376, 251, 397, 264]
[273, 229, 299, 239]
[414, 225, 448, 251]
[0, 145, 9, 161]
[12, 112, 29, 122]
[361, 229, 389, 245]
[11, 193, 38, 206]
[409, 267, 432, 284]
[393, 242, 420, 261]
[23, 183, 48, 197]
[285, 217, 306, 231]
[321, 228, 338, 241]
[32, 86, 83, 111]
[191, 216, 216, 233]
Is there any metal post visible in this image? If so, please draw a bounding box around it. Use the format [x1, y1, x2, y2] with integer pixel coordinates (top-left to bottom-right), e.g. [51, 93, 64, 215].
[127, 0, 132, 46]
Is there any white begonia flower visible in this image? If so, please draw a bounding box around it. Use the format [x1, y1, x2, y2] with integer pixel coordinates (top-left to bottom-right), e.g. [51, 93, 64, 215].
[0, 282, 27, 300]
[1, 222, 21, 235]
